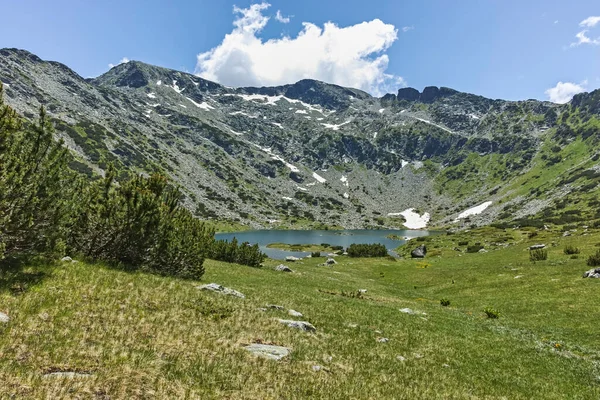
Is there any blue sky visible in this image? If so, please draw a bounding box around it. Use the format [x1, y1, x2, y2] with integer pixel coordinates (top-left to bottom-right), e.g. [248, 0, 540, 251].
[0, 1, 598, 102]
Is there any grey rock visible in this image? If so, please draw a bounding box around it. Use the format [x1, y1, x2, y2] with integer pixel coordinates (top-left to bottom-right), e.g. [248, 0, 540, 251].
[358, 289, 367, 294]
[43, 371, 92, 379]
[244, 344, 291, 361]
[278, 319, 316, 332]
[563, 231, 572, 237]
[288, 309, 303, 317]
[411, 245, 427, 258]
[478, 248, 488, 253]
[0, 312, 9, 323]
[197, 283, 245, 298]
[275, 264, 293, 272]
[60, 256, 76, 263]
[312, 365, 323, 372]
[583, 268, 600, 278]
[396, 355, 407, 361]
[266, 304, 285, 310]
[399, 308, 426, 316]
[529, 244, 546, 250]
[377, 337, 389, 343]
[325, 258, 337, 265]
[285, 256, 300, 262]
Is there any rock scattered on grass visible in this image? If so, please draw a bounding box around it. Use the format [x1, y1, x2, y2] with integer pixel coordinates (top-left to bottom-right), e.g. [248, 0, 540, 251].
[325, 258, 337, 265]
[60, 256, 77, 263]
[275, 264, 293, 272]
[411, 245, 427, 258]
[514, 275, 524, 279]
[312, 365, 323, 372]
[396, 355, 406, 361]
[399, 308, 426, 315]
[278, 319, 316, 332]
[377, 337, 389, 343]
[583, 268, 600, 279]
[442, 363, 450, 368]
[529, 244, 546, 250]
[348, 323, 358, 328]
[266, 304, 284, 310]
[244, 344, 291, 361]
[358, 289, 367, 294]
[197, 283, 245, 298]
[43, 371, 92, 379]
[288, 309, 303, 317]
[0, 312, 9, 323]
[285, 256, 300, 262]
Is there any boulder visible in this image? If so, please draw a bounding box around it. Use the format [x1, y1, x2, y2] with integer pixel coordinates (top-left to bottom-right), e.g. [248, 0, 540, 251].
[60, 256, 77, 263]
[275, 264, 293, 272]
[196, 283, 245, 299]
[244, 344, 291, 361]
[377, 337, 389, 343]
[285, 256, 300, 262]
[529, 244, 546, 250]
[397, 87, 421, 101]
[399, 308, 426, 316]
[583, 268, 600, 278]
[411, 245, 427, 258]
[0, 312, 9, 323]
[278, 319, 316, 332]
[325, 258, 337, 265]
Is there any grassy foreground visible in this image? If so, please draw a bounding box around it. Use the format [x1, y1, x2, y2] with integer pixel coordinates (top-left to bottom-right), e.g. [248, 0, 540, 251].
[1, 227, 600, 399]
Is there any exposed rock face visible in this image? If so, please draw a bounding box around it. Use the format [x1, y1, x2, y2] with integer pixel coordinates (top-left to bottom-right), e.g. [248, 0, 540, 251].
[397, 87, 420, 101]
[529, 244, 546, 250]
[411, 245, 427, 258]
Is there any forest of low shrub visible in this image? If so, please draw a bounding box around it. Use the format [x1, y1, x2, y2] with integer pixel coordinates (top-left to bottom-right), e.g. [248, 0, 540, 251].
[347, 243, 388, 257]
[0, 82, 263, 279]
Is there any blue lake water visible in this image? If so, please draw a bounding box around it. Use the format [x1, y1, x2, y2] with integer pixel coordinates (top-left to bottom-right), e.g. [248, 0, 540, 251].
[214, 229, 431, 260]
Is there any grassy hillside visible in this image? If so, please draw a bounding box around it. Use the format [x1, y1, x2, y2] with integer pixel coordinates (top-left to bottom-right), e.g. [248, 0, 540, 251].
[1, 227, 600, 399]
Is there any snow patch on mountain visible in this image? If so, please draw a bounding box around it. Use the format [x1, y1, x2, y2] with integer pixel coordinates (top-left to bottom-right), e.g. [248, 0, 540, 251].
[312, 172, 326, 183]
[389, 209, 430, 229]
[454, 201, 492, 222]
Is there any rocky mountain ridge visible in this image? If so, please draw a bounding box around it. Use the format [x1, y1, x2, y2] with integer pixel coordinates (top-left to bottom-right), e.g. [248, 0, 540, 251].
[1, 48, 599, 230]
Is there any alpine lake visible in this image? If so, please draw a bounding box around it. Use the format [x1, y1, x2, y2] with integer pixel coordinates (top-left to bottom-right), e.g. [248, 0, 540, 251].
[214, 229, 433, 260]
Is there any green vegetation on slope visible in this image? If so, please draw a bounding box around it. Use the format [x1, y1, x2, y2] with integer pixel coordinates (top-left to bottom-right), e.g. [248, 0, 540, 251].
[1, 226, 599, 398]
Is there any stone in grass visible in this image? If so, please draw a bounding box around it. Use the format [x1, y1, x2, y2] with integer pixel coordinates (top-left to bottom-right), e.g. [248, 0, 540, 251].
[399, 308, 426, 316]
[396, 355, 407, 362]
[377, 337, 389, 343]
[285, 256, 301, 262]
[275, 264, 293, 272]
[43, 371, 92, 379]
[583, 268, 600, 279]
[0, 312, 9, 323]
[325, 258, 337, 265]
[244, 344, 291, 361]
[529, 244, 546, 250]
[411, 245, 427, 258]
[278, 319, 316, 332]
[60, 256, 77, 263]
[266, 304, 285, 310]
[288, 309, 303, 317]
[312, 365, 323, 372]
[196, 283, 245, 299]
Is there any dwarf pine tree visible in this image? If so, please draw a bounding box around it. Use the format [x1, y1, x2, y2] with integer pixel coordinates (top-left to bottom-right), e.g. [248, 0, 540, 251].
[0, 83, 75, 260]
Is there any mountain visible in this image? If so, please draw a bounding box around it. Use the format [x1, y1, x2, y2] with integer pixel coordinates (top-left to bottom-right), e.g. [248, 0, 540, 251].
[1, 47, 599, 230]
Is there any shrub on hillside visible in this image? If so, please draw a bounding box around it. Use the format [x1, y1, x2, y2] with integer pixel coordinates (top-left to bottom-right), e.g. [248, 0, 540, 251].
[440, 298, 450, 307]
[311, 251, 322, 258]
[207, 238, 265, 267]
[347, 243, 387, 258]
[529, 249, 548, 262]
[466, 244, 484, 253]
[484, 307, 500, 319]
[563, 245, 580, 255]
[458, 241, 469, 246]
[587, 250, 600, 267]
[0, 87, 76, 261]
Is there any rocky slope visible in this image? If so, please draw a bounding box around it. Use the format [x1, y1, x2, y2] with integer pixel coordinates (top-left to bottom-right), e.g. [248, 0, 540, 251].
[1, 48, 599, 230]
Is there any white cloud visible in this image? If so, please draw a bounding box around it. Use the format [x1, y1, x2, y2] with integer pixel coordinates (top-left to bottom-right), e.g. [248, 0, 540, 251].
[580, 16, 600, 28]
[545, 81, 587, 104]
[571, 30, 600, 46]
[195, 2, 404, 95]
[402, 26, 414, 32]
[275, 10, 291, 24]
[108, 57, 130, 68]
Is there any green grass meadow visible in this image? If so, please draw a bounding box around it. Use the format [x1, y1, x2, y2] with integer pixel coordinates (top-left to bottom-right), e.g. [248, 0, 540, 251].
[1, 227, 599, 398]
